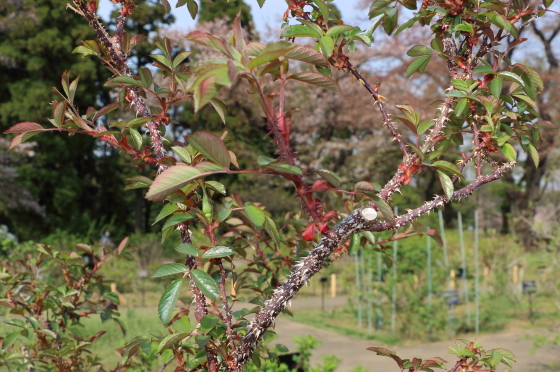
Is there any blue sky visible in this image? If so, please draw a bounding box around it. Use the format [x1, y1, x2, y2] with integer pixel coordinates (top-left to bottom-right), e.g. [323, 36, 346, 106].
[98, 0, 370, 32]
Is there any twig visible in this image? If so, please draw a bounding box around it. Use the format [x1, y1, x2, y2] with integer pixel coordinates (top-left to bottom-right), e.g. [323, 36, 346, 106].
[218, 262, 237, 361]
[345, 61, 409, 157]
[447, 361, 462, 372]
[71, 0, 167, 172]
[158, 356, 176, 372]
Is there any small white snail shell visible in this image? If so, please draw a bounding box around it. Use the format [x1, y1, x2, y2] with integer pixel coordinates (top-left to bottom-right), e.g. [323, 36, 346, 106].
[361, 207, 378, 221]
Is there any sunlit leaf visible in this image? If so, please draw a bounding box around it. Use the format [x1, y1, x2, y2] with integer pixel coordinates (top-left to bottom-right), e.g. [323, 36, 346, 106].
[248, 41, 295, 69]
[202, 246, 234, 258]
[175, 243, 198, 256]
[153, 203, 178, 225]
[315, 169, 341, 188]
[191, 269, 220, 300]
[406, 56, 431, 78]
[436, 170, 454, 201]
[244, 205, 266, 228]
[158, 279, 182, 325]
[162, 212, 194, 230]
[152, 264, 189, 278]
[146, 164, 226, 201]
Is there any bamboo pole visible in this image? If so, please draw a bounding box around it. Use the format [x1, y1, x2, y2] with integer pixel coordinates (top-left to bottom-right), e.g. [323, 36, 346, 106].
[458, 211, 471, 327]
[474, 209, 480, 334]
[391, 206, 398, 333]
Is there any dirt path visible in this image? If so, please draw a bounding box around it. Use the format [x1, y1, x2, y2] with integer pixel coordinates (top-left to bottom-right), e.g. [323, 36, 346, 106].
[265, 296, 560, 372]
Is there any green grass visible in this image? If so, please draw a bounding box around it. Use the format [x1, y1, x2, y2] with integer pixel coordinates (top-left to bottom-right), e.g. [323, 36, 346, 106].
[81, 306, 168, 370]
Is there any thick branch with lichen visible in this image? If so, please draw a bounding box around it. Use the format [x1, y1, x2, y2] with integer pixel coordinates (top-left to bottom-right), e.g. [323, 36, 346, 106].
[226, 160, 515, 371]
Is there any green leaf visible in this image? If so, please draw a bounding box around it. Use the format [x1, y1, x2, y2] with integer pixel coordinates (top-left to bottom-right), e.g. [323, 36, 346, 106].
[319, 35, 335, 57]
[7, 131, 41, 151]
[138, 68, 153, 88]
[501, 143, 517, 162]
[286, 71, 341, 92]
[455, 98, 468, 117]
[53, 101, 67, 127]
[383, 9, 398, 35]
[158, 332, 190, 354]
[431, 38, 444, 52]
[205, 180, 226, 195]
[257, 156, 303, 175]
[490, 76, 503, 98]
[175, 243, 198, 256]
[473, 65, 495, 74]
[348, 234, 361, 255]
[244, 205, 266, 228]
[191, 269, 220, 300]
[512, 93, 538, 110]
[407, 45, 432, 56]
[406, 56, 431, 78]
[187, 131, 230, 167]
[127, 117, 152, 127]
[315, 169, 341, 188]
[417, 120, 435, 135]
[109, 76, 145, 88]
[193, 76, 219, 112]
[325, 25, 358, 37]
[145, 164, 226, 201]
[248, 41, 295, 69]
[200, 314, 220, 333]
[172, 51, 192, 68]
[370, 196, 395, 225]
[162, 213, 194, 230]
[158, 279, 183, 325]
[186, 0, 198, 19]
[432, 160, 462, 177]
[125, 175, 153, 190]
[281, 25, 320, 38]
[153, 203, 178, 225]
[264, 216, 281, 248]
[313, 0, 330, 20]
[394, 16, 418, 35]
[369, 0, 395, 18]
[257, 0, 266, 7]
[172, 146, 192, 163]
[202, 246, 234, 258]
[446, 90, 467, 98]
[152, 264, 189, 278]
[210, 98, 228, 125]
[129, 128, 143, 151]
[437, 170, 454, 201]
[528, 143, 539, 168]
[498, 71, 525, 87]
[491, 348, 516, 362]
[174, 316, 192, 333]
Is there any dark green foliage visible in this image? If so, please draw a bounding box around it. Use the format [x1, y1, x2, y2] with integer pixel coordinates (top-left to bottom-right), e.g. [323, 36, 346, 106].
[199, 0, 253, 28]
[0, 0, 170, 240]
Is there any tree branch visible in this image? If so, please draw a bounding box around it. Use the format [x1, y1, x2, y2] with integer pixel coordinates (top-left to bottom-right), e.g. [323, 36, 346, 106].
[226, 160, 514, 371]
